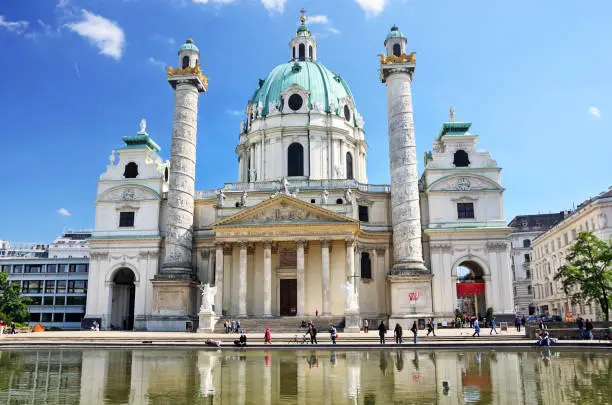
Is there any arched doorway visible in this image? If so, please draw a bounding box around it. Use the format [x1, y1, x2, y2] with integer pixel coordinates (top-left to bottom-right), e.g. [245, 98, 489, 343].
[110, 268, 136, 330]
[456, 261, 487, 320]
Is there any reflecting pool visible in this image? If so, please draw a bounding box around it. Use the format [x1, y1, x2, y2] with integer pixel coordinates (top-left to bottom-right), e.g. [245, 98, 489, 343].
[0, 349, 609, 404]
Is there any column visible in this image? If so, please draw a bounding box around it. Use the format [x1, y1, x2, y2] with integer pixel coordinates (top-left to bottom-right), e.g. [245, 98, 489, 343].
[380, 49, 426, 274]
[321, 240, 331, 315]
[263, 242, 272, 316]
[238, 242, 247, 316]
[214, 243, 224, 315]
[346, 239, 355, 288]
[296, 240, 306, 317]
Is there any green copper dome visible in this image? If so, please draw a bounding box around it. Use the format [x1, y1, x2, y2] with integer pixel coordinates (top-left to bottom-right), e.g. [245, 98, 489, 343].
[250, 61, 355, 118]
[179, 38, 199, 53]
[385, 25, 405, 42]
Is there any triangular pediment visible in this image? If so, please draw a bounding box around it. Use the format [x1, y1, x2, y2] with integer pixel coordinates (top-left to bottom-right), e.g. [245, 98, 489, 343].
[214, 195, 357, 227]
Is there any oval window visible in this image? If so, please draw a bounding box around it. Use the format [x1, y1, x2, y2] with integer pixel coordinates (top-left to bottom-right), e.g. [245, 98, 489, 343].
[344, 105, 351, 121]
[288, 94, 303, 111]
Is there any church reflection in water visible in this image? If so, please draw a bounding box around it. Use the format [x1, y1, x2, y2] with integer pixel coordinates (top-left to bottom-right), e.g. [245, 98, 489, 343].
[0, 349, 609, 404]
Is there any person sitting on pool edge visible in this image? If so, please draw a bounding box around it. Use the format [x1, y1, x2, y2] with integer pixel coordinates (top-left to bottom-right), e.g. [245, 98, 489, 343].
[234, 334, 247, 347]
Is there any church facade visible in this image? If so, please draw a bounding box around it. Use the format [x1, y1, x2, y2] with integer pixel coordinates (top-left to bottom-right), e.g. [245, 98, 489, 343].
[85, 17, 514, 331]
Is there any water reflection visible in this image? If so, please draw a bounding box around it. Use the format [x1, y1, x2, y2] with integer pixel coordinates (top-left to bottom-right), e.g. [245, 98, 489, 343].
[0, 348, 609, 404]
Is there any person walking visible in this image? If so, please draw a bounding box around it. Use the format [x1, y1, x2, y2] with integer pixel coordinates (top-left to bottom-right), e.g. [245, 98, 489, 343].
[472, 318, 481, 337]
[236, 320, 241, 332]
[490, 317, 499, 335]
[577, 317, 585, 339]
[264, 327, 272, 344]
[426, 318, 436, 336]
[585, 319, 594, 340]
[306, 324, 318, 344]
[0, 320, 4, 337]
[10, 322, 15, 335]
[363, 319, 369, 333]
[515, 315, 521, 332]
[231, 319, 236, 333]
[394, 323, 403, 344]
[378, 321, 387, 344]
[329, 324, 337, 344]
[521, 314, 526, 329]
[410, 321, 418, 344]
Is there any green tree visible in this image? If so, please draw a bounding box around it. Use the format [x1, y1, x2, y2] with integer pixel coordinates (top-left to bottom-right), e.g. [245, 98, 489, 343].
[553, 232, 612, 321]
[0, 271, 30, 323]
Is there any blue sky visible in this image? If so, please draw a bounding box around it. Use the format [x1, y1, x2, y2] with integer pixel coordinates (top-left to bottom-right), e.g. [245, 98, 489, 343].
[0, 0, 610, 243]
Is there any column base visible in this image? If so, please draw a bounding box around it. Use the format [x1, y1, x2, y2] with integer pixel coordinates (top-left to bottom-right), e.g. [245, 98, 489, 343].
[152, 279, 198, 317]
[197, 312, 217, 333]
[391, 261, 428, 275]
[344, 313, 362, 333]
[136, 314, 198, 332]
[388, 274, 433, 332]
[156, 266, 196, 281]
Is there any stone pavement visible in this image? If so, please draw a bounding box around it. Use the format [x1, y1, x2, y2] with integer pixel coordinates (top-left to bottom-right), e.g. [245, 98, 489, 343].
[0, 327, 609, 348]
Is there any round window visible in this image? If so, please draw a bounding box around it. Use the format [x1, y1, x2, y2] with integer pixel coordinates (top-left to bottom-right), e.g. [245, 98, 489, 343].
[288, 94, 303, 111]
[344, 105, 351, 121]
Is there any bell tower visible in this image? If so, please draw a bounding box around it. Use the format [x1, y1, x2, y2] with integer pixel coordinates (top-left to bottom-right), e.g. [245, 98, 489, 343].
[289, 9, 317, 61]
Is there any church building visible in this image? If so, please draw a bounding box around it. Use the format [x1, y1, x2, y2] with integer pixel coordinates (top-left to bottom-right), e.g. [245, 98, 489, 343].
[85, 15, 514, 331]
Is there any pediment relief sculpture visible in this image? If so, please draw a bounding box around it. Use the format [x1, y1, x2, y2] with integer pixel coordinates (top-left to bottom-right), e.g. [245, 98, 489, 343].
[428, 175, 501, 192]
[98, 185, 160, 202]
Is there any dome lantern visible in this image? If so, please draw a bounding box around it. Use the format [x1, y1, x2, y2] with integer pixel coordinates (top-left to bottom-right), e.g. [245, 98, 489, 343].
[290, 9, 317, 62]
[384, 25, 407, 57]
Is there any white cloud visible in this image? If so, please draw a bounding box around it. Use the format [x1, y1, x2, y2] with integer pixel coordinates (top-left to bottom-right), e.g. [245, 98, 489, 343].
[355, 0, 387, 16]
[307, 15, 329, 25]
[226, 109, 244, 116]
[260, 0, 286, 13]
[57, 0, 70, 8]
[57, 208, 71, 216]
[588, 106, 601, 119]
[147, 57, 168, 70]
[327, 27, 341, 34]
[67, 10, 125, 60]
[0, 15, 29, 34]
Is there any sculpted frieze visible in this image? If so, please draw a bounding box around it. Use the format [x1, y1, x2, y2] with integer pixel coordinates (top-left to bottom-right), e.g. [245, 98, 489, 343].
[98, 186, 159, 202]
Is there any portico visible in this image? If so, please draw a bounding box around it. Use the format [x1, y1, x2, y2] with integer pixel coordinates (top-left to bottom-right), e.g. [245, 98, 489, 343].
[212, 195, 359, 318]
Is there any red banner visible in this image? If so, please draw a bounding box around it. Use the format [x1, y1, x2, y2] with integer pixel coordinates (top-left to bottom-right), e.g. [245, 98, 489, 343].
[456, 282, 485, 297]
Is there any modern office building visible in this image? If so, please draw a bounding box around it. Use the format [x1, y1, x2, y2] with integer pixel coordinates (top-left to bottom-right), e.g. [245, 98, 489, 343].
[0, 230, 91, 329]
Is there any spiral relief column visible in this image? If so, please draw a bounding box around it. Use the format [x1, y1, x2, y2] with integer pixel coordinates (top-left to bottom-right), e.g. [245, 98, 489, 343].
[150, 38, 208, 331]
[379, 26, 432, 326]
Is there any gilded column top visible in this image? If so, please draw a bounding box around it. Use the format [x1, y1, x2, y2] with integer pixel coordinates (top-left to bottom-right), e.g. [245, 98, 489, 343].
[167, 63, 209, 92]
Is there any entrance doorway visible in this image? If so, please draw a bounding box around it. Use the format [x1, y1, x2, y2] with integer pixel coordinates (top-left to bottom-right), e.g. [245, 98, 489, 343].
[110, 268, 136, 330]
[456, 261, 487, 320]
[279, 279, 297, 316]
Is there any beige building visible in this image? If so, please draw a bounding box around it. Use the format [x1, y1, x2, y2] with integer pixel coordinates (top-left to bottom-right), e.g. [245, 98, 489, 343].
[531, 188, 612, 320]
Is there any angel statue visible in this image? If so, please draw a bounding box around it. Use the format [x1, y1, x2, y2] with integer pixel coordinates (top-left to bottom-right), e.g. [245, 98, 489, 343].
[215, 189, 226, 208]
[199, 283, 217, 314]
[139, 119, 147, 134]
[343, 281, 359, 313]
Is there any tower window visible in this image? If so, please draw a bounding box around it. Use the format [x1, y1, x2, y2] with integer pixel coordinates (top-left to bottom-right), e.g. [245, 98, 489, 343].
[123, 162, 139, 178]
[336, 198, 343, 204]
[358, 205, 369, 222]
[298, 44, 305, 61]
[524, 254, 530, 263]
[293, 47, 296, 59]
[457, 202, 474, 219]
[288, 94, 303, 111]
[453, 150, 470, 167]
[182, 56, 190, 69]
[523, 239, 531, 248]
[344, 105, 351, 121]
[164, 167, 169, 182]
[393, 43, 401, 57]
[346, 152, 354, 180]
[287, 143, 304, 176]
[119, 212, 135, 228]
[360, 252, 372, 280]
[309, 45, 313, 59]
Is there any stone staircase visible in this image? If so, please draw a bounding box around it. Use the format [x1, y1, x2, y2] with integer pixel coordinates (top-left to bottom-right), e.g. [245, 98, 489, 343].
[213, 316, 345, 333]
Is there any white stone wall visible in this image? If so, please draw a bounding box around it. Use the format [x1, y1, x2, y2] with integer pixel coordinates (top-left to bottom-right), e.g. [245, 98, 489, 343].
[532, 196, 612, 320]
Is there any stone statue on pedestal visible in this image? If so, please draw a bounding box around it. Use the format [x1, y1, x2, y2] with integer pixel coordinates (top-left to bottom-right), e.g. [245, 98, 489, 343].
[199, 283, 217, 314]
[343, 281, 359, 314]
[215, 189, 226, 208]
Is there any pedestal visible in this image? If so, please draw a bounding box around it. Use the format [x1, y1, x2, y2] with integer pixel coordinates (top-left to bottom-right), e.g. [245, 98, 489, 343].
[388, 274, 433, 331]
[148, 280, 198, 331]
[197, 312, 217, 333]
[344, 313, 361, 333]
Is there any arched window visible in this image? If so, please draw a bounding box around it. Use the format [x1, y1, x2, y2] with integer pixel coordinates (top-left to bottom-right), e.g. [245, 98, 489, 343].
[393, 43, 401, 57]
[123, 162, 138, 178]
[346, 152, 354, 180]
[309, 46, 313, 59]
[293, 47, 296, 60]
[453, 150, 470, 167]
[287, 143, 304, 176]
[247, 157, 251, 182]
[336, 198, 343, 204]
[182, 56, 190, 69]
[360, 252, 372, 279]
[298, 44, 305, 61]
